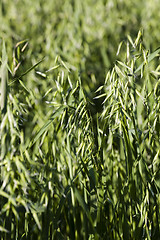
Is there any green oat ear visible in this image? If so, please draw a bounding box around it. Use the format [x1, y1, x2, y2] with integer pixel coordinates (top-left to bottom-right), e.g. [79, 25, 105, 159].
[135, 47, 160, 74]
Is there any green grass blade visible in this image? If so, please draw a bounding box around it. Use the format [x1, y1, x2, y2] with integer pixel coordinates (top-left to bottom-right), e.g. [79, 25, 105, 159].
[29, 105, 67, 147]
[1, 41, 8, 115]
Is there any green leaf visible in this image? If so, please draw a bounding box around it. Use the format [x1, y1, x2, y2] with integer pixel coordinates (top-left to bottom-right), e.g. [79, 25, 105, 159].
[29, 105, 67, 147]
[0, 225, 9, 233]
[9, 57, 45, 85]
[74, 188, 94, 227]
[31, 210, 41, 230]
[1, 41, 8, 115]
[139, 157, 151, 184]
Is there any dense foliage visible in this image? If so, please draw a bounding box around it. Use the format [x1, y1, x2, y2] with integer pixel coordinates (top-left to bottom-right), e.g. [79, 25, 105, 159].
[0, 0, 160, 239]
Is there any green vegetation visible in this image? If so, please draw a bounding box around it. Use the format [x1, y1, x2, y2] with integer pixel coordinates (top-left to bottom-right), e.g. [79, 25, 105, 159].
[0, 0, 160, 239]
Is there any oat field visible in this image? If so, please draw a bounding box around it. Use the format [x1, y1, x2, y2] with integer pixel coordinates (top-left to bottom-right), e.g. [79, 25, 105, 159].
[0, 0, 160, 239]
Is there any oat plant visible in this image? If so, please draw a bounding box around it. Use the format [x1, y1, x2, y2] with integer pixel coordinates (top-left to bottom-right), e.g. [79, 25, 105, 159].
[0, 31, 160, 240]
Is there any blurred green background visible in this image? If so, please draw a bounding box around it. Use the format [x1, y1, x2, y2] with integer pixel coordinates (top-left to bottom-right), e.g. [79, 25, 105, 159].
[1, 0, 160, 90]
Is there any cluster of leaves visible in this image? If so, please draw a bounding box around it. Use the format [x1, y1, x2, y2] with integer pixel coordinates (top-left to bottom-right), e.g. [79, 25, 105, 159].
[1, 29, 160, 239]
